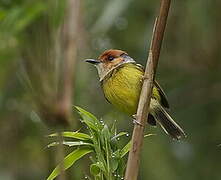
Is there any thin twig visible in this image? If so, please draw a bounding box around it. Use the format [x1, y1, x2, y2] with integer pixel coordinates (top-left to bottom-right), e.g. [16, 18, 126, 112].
[124, 0, 171, 179]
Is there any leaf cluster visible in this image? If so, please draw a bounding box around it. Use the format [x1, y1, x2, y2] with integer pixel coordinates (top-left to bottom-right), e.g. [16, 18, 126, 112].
[47, 106, 131, 180]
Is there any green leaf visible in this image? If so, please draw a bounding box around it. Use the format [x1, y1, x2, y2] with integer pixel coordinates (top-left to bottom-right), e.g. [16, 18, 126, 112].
[95, 161, 106, 172]
[110, 120, 117, 135]
[113, 149, 121, 159]
[47, 148, 92, 180]
[144, 133, 156, 138]
[75, 106, 103, 131]
[111, 132, 128, 141]
[101, 125, 111, 140]
[120, 140, 131, 158]
[90, 163, 101, 176]
[48, 131, 91, 141]
[47, 141, 93, 148]
[110, 157, 118, 172]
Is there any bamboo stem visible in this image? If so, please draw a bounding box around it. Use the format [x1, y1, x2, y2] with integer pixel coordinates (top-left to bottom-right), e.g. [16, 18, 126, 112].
[56, 1, 80, 179]
[124, 0, 171, 179]
[56, 0, 80, 125]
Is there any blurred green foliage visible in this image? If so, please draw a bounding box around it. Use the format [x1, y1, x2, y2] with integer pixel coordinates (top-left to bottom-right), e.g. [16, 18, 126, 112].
[0, 0, 221, 179]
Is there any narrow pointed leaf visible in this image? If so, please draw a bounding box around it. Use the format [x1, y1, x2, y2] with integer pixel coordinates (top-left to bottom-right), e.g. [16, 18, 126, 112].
[47, 141, 93, 148]
[144, 133, 156, 138]
[111, 120, 117, 134]
[75, 106, 103, 131]
[47, 148, 93, 180]
[111, 132, 128, 141]
[120, 140, 131, 158]
[48, 131, 91, 141]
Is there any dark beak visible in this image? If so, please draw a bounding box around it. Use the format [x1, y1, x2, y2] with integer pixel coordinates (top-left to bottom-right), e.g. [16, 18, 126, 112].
[85, 59, 100, 65]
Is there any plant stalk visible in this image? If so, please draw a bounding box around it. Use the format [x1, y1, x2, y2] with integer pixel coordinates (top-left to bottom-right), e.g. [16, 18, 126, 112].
[124, 0, 171, 179]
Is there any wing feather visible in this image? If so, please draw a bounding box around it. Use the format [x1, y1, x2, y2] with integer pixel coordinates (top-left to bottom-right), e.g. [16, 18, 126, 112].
[135, 63, 170, 109]
[101, 63, 170, 109]
[154, 80, 170, 109]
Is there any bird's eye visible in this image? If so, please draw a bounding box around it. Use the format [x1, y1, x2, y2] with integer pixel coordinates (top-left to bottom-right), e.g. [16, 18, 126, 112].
[108, 56, 114, 61]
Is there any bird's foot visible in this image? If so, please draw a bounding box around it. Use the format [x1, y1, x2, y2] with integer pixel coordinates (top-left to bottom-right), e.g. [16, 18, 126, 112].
[141, 75, 149, 81]
[132, 114, 144, 127]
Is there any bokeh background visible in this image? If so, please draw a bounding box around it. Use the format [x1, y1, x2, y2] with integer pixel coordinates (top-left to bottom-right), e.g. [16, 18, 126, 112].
[0, 0, 221, 179]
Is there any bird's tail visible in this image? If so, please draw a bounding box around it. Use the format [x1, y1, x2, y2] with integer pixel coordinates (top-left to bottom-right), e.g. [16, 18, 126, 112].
[152, 105, 186, 140]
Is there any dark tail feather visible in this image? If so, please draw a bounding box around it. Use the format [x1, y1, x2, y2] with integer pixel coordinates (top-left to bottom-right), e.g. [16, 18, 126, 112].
[153, 106, 186, 140]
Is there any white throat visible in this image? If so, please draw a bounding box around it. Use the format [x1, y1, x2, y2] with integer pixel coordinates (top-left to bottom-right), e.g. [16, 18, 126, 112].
[95, 55, 136, 81]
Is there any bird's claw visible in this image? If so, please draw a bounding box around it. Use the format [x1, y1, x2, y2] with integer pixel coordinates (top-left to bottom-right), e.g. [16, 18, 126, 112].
[142, 75, 149, 81]
[132, 115, 144, 127]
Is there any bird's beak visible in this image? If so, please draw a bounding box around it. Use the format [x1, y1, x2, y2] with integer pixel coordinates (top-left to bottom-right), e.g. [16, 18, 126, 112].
[85, 59, 100, 65]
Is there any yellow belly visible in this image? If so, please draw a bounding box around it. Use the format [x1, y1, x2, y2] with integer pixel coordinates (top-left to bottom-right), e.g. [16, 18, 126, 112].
[102, 64, 161, 115]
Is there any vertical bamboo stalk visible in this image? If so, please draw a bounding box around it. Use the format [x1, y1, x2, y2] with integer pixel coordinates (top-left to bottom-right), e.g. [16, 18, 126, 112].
[124, 0, 171, 179]
[56, 0, 80, 125]
[56, 1, 80, 179]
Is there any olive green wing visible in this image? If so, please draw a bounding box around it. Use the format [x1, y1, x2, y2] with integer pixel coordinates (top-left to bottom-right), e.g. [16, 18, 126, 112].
[135, 64, 170, 109]
[154, 80, 170, 109]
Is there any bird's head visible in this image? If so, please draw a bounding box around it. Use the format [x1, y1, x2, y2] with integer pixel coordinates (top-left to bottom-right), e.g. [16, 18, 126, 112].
[85, 49, 135, 81]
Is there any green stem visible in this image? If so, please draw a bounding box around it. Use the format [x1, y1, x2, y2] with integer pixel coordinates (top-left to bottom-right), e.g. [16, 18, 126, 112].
[105, 138, 112, 180]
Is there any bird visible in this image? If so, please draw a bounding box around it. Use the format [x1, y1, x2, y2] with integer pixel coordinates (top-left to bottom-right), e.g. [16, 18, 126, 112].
[85, 49, 186, 140]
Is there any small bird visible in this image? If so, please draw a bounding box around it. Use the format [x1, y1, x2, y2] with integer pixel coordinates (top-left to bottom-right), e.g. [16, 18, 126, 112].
[85, 49, 186, 140]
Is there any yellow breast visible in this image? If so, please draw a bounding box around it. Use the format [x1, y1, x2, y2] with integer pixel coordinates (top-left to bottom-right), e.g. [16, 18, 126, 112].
[102, 63, 162, 115]
[102, 64, 144, 115]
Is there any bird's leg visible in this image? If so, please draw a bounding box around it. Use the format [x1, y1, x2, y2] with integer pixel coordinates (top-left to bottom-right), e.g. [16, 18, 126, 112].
[139, 75, 149, 84]
[132, 114, 144, 127]
[141, 75, 149, 81]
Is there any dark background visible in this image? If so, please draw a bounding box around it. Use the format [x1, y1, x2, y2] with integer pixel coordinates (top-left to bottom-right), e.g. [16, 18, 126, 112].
[0, 0, 221, 179]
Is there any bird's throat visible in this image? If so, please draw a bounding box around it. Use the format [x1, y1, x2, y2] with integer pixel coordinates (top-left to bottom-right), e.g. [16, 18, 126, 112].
[99, 62, 136, 82]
